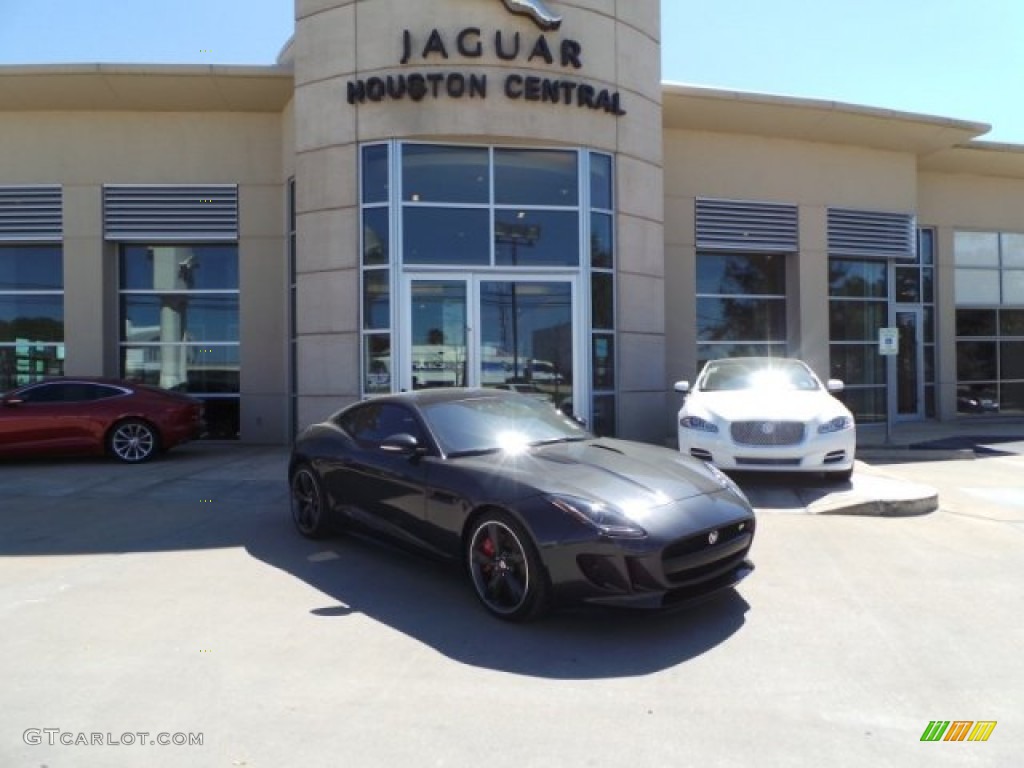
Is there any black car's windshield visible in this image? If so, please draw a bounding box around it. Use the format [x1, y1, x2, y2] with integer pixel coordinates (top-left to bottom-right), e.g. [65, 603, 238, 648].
[699, 360, 820, 392]
[421, 394, 590, 457]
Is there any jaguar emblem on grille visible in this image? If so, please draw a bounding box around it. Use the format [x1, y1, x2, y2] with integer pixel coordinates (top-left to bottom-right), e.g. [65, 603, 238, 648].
[760, 422, 776, 435]
[708, 530, 719, 546]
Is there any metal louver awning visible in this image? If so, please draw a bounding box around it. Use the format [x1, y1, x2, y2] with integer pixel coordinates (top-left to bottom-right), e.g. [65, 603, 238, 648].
[828, 208, 916, 259]
[0, 186, 63, 241]
[103, 185, 238, 241]
[696, 198, 798, 253]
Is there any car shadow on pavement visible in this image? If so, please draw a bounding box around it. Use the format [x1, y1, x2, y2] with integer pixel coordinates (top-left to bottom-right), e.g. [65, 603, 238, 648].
[1, 448, 751, 680]
[245, 518, 752, 680]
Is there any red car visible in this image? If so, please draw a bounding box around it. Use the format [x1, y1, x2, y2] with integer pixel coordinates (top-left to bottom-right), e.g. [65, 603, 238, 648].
[0, 378, 203, 463]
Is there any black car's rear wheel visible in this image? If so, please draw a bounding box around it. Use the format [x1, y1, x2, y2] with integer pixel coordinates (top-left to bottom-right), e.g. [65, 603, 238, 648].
[466, 512, 548, 621]
[108, 419, 159, 463]
[290, 465, 331, 539]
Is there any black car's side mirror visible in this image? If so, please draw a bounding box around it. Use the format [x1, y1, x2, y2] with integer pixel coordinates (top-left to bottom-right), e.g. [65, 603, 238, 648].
[380, 433, 425, 457]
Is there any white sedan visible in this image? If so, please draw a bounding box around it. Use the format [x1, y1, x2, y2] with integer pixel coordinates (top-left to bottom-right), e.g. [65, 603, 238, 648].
[674, 357, 856, 482]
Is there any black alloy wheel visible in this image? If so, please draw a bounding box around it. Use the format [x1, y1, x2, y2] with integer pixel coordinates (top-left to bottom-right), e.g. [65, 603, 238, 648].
[108, 419, 158, 463]
[466, 512, 548, 621]
[291, 465, 331, 539]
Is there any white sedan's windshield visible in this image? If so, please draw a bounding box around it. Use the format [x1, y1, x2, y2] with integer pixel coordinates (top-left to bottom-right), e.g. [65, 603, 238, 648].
[699, 360, 820, 393]
[422, 395, 588, 456]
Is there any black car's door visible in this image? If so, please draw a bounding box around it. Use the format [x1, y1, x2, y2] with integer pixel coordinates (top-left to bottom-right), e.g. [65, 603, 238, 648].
[329, 403, 441, 554]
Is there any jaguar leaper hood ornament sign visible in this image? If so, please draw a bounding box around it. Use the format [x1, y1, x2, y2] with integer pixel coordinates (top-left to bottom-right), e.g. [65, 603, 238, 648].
[346, 0, 626, 116]
[500, 0, 562, 30]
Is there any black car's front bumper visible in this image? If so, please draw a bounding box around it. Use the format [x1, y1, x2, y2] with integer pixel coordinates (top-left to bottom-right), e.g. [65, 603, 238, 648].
[539, 495, 756, 611]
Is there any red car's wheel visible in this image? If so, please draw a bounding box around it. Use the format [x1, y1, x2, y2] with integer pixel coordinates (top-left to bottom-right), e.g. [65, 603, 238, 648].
[107, 419, 159, 463]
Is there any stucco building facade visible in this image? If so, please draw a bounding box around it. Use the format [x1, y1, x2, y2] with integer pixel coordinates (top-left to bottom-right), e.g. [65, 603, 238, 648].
[1, 0, 1021, 445]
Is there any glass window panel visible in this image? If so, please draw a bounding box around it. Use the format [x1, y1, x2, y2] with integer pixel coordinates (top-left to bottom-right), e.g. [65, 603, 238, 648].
[591, 213, 613, 269]
[918, 228, 934, 265]
[402, 145, 489, 203]
[998, 382, 1024, 416]
[362, 144, 389, 204]
[592, 394, 616, 437]
[828, 301, 887, 342]
[592, 333, 614, 389]
[955, 269, 1000, 304]
[956, 340, 997, 381]
[1002, 270, 1024, 304]
[954, 233, 995, 268]
[122, 344, 240, 394]
[922, 267, 934, 303]
[1001, 341, 1024, 380]
[829, 259, 887, 298]
[954, 231, 999, 267]
[201, 397, 240, 440]
[895, 267, 920, 302]
[829, 344, 886, 386]
[403, 208, 489, 265]
[835, 386, 886, 424]
[494, 209, 579, 267]
[495, 149, 578, 206]
[591, 273, 614, 330]
[925, 384, 936, 418]
[590, 153, 613, 210]
[363, 270, 390, 329]
[956, 383, 1000, 414]
[956, 309, 997, 337]
[0, 245, 63, 290]
[364, 333, 392, 394]
[1000, 309, 1024, 335]
[698, 253, 786, 295]
[121, 245, 239, 291]
[1001, 233, 1024, 267]
[924, 307, 935, 344]
[121, 295, 239, 342]
[363, 208, 390, 266]
[698, 297, 786, 342]
[0, 296, 64, 342]
[924, 343, 936, 381]
[412, 281, 467, 389]
[0, 345, 63, 390]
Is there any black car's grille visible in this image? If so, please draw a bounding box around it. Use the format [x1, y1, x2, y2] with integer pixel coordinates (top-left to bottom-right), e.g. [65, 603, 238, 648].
[731, 421, 805, 446]
[660, 519, 755, 586]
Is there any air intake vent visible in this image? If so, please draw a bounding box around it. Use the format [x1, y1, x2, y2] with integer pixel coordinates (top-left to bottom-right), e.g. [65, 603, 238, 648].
[696, 198, 798, 253]
[828, 208, 915, 259]
[104, 185, 238, 241]
[0, 186, 62, 241]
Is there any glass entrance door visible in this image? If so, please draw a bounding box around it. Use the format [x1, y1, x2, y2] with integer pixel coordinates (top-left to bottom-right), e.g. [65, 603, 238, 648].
[894, 306, 924, 420]
[403, 275, 578, 414]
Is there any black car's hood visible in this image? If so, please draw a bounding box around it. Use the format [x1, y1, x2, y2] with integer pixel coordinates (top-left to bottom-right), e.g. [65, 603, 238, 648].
[455, 437, 728, 508]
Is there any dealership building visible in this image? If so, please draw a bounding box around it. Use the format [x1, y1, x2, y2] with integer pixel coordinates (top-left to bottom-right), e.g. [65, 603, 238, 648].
[2, 0, 1023, 445]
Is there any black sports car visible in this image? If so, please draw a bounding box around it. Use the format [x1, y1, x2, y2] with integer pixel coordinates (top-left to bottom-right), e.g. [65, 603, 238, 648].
[289, 388, 755, 621]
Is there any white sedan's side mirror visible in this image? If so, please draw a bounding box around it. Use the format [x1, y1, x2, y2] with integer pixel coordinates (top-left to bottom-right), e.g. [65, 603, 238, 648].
[826, 379, 845, 393]
[674, 380, 691, 393]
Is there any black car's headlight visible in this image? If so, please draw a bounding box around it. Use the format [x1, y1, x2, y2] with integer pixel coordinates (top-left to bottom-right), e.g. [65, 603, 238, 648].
[546, 493, 647, 539]
[818, 416, 853, 434]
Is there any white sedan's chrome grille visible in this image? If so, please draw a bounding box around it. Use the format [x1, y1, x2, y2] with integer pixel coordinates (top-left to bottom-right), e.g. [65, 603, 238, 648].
[730, 421, 805, 446]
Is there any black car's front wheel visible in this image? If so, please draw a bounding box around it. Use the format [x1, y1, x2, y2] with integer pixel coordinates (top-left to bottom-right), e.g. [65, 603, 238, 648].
[290, 464, 331, 539]
[466, 512, 548, 621]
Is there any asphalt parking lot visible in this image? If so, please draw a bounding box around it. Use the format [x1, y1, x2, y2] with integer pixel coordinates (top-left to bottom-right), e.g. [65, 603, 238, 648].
[1, 435, 1022, 767]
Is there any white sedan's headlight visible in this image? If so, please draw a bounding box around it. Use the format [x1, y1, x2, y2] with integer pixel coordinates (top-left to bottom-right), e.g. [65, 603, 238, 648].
[818, 415, 853, 434]
[679, 414, 719, 433]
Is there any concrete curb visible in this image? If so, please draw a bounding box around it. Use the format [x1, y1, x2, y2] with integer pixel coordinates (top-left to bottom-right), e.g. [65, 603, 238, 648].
[857, 447, 974, 462]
